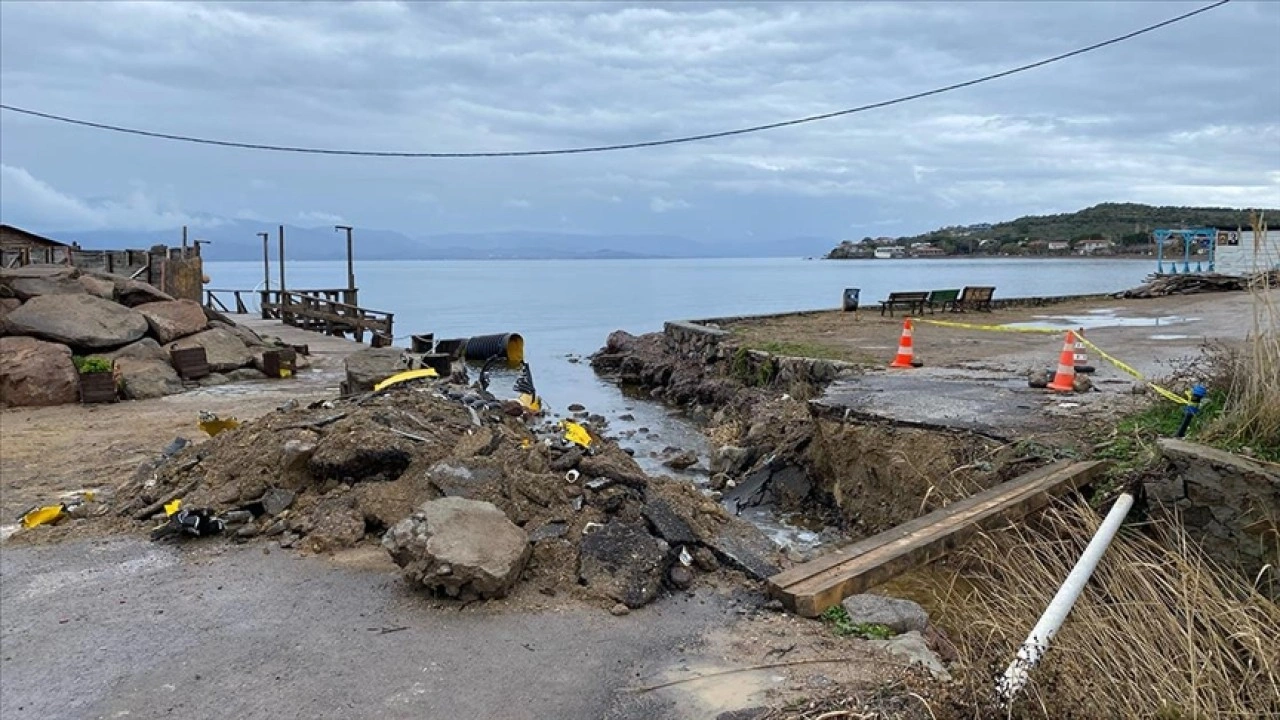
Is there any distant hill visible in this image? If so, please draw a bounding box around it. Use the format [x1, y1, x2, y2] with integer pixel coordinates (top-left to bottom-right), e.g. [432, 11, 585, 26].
[827, 203, 1275, 258]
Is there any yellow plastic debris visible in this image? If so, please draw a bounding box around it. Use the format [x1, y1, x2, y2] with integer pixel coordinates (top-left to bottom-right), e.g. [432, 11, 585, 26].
[20, 504, 65, 529]
[164, 499, 183, 516]
[518, 393, 542, 413]
[198, 410, 241, 437]
[373, 368, 439, 392]
[562, 420, 592, 449]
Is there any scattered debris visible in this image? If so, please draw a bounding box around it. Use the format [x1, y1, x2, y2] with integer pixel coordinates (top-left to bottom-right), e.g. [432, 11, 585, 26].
[1119, 270, 1277, 299]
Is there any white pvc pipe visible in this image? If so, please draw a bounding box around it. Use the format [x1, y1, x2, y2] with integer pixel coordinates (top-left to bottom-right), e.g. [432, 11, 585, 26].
[995, 491, 1135, 704]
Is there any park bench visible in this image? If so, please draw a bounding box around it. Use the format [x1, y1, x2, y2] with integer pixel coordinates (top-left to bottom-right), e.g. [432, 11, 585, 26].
[879, 291, 929, 317]
[926, 288, 961, 313]
[957, 286, 996, 312]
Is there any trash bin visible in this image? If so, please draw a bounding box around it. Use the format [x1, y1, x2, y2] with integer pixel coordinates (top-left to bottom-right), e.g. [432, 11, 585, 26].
[842, 288, 860, 312]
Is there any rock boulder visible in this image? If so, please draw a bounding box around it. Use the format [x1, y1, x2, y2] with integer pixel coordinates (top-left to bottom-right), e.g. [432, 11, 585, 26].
[114, 356, 183, 400]
[382, 497, 531, 600]
[841, 594, 930, 634]
[0, 336, 80, 406]
[168, 327, 253, 372]
[0, 298, 20, 328]
[344, 347, 409, 393]
[0, 266, 86, 300]
[104, 338, 169, 364]
[77, 274, 117, 299]
[4, 294, 148, 349]
[577, 521, 668, 608]
[113, 278, 173, 307]
[137, 300, 208, 343]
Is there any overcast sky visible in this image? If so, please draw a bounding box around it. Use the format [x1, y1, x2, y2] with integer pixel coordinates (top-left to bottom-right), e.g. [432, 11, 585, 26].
[1, 1, 1277, 243]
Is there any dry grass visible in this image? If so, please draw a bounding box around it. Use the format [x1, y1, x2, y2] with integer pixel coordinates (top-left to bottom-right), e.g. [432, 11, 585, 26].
[932, 500, 1280, 719]
[1199, 217, 1280, 455]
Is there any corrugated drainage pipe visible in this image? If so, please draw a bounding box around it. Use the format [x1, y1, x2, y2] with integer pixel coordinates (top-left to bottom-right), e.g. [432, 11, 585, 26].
[463, 333, 524, 366]
[995, 491, 1135, 705]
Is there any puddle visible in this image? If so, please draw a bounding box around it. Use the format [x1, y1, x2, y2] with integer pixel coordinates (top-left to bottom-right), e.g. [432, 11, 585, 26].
[1150, 334, 1191, 340]
[1004, 313, 1199, 331]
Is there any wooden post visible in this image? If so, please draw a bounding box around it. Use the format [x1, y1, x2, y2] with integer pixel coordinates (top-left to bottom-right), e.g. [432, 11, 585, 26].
[182, 225, 188, 249]
[335, 225, 355, 292]
[277, 225, 286, 292]
[258, 232, 270, 291]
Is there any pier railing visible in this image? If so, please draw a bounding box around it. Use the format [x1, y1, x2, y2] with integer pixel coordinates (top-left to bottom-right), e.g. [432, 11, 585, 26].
[204, 287, 393, 346]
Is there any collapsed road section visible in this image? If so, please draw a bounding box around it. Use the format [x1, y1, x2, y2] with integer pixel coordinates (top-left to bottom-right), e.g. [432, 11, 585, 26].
[109, 368, 783, 611]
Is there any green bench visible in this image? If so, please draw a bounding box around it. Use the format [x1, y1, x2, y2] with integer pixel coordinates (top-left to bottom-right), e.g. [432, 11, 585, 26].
[926, 289, 961, 313]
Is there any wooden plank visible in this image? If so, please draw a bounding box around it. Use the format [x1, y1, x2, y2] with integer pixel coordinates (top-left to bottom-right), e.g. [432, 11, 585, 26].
[769, 460, 1108, 617]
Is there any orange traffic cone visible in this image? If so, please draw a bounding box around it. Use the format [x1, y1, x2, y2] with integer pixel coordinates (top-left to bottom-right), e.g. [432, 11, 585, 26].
[1046, 331, 1077, 392]
[889, 319, 918, 368]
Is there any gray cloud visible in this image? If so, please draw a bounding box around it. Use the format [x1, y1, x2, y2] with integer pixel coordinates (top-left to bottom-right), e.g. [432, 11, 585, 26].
[1, 1, 1277, 243]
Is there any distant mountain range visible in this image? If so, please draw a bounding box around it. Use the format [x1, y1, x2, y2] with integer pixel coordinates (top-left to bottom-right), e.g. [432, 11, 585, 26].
[52, 220, 836, 262]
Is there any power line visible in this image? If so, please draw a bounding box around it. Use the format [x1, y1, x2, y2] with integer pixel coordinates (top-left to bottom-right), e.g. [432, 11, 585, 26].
[0, 0, 1230, 158]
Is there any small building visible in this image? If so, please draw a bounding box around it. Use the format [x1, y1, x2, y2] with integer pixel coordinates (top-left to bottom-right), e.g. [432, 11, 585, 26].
[911, 245, 948, 257]
[1213, 226, 1280, 276]
[0, 224, 77, 263]
[1046, 241, 1070, 253]
[1077, 239, 1115, 255]
[874, 247, 905, 259]
[0, 223, 204, 302]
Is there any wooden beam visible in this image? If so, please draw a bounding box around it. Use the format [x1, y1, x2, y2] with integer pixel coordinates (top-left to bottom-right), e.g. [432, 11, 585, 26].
[769, 460, 1108, 617]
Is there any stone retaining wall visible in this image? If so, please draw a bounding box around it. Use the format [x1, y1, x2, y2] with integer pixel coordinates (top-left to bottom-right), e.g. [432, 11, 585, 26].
[662, 320, 857, 388]
[1149, 439, 1278, 597]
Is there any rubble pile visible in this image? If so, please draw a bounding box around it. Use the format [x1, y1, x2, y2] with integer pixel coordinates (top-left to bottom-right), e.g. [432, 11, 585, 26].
[114, 379, 782, 607]
[0, 266, 298, 406]
[1119, 270, 1279, 299]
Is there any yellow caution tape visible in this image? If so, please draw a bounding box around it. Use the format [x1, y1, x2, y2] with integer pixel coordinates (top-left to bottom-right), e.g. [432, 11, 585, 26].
[1072, 335, 1189, 405]
[912, 318, 1191, 405]
[911, 317, 1063, 334]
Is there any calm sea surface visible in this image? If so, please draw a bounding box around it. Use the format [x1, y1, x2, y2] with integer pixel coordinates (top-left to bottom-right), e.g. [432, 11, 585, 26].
[203, 257, 1152, 457]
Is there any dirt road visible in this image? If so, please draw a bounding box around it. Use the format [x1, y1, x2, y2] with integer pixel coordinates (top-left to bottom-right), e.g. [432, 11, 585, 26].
[0, 537, 908, 720]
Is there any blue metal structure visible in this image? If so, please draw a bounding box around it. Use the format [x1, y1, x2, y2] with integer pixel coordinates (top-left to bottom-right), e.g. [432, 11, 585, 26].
[1153, 227, 1216, 274]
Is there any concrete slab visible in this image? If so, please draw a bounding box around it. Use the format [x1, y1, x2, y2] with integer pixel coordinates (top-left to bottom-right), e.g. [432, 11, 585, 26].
[814, 372, 1066, 440]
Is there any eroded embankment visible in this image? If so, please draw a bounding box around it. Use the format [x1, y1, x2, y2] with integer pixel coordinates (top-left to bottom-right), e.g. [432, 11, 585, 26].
[590, 326, 1054, 545]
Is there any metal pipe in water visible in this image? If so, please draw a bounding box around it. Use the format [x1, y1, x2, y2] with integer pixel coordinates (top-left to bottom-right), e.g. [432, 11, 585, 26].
[995, 491, 1135, 704]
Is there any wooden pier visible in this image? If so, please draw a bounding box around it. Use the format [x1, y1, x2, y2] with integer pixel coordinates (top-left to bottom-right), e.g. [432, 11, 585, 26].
[768, 460, 1109, 617]
[205, 287, 394, 347]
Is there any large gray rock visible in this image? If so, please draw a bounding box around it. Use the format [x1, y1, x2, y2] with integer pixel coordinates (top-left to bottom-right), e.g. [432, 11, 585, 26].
[841, 594, 929, 634]
[0, 298, 20, 329]
[382, 497, 531, 600]
[136, 300, 208, 343]
[77, 274, 116, 299]
[210, 319, 268, 348]
[4, 294, 148, 349]
[867, 631, 950, 681]
[344, 346, 410, 392]
[578, 521, 668, 608]
[114, 356, 183, 400]
[104, 337, 169, 363]
[112, 278, 173, 307]
[168, 327, 253, 372]
[0, 336, 79, 407]
[0, 266, 86, 300]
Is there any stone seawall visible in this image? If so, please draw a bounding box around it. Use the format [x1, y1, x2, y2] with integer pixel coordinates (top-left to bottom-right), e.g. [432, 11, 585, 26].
[1149, 439, 1279, 597]
[663, 320, 859, 388]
